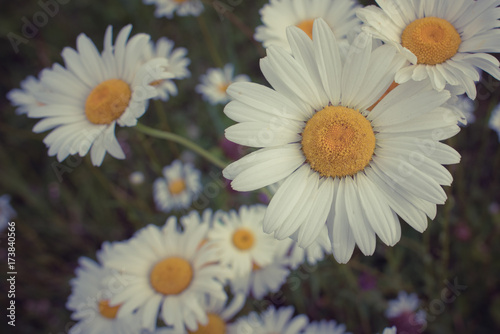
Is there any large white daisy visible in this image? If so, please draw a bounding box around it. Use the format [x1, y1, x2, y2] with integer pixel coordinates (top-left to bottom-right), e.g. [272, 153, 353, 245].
[26, 25, 172, 166]
[66, 242, 142, 334]
[143, 0, 204, 19]
[223, 19, 460, 263]
[7, 75, 47, 115]
[153, 160, 202, 213]
[357, 0, 500, 99]
[228, 305, 308, 334]
[143, 37, 191, 101]
[195, 64, 250, 106]
[103, 217, 231, 332]
[255, 0, 361, 51]
[207, 204, 279, 277]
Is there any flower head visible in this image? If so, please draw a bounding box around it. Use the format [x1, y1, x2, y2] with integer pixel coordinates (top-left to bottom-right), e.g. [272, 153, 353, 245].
[223, 19, 460, 263]
[228, 306, 308, 334]
[25, 25, 172, 166]
[255, 0, 361, 51]
[143, 0, 204, 19]
[153, 160, 202, 213]
[103, 216, 231, 332]
[196, 64, 250, 105]
[357, 0, 500, 99]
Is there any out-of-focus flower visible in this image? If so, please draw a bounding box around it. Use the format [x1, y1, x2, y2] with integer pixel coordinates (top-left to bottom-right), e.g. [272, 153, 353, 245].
[143, 0, 204, 19]
[196, 64, 250, 105]
[489, 102, 500, 141]
[228, 306, 308, 334]
[129, 171, 145, 185]
[0, 195, 16, 232]
[7, 75, 47, 115]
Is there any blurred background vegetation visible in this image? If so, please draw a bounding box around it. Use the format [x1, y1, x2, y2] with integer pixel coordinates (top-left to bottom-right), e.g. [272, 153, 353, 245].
[0, 0, 499, 333]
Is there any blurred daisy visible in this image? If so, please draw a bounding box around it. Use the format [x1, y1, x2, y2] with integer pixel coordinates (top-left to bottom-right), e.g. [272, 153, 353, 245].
[223, 19, 460, 263]
[490, 103, 500, 141]
[386, 291, 427, 332]
[7, 75, 47, 115]
[207, 204, 278, 276]
[143, 0, 204, 19]
[143, 37, 191, 101]
[229, 237, 291, 299]
[153, 160, 202, 213]
[66, 242, 142, 334]
[153, 294, 245, 334]
[228, 306, 308, 334]
[0, 195, 16, 232]
[357, 0, 500, 99]
[304, 319, 350, 334]
[196, 64, 250, 105]
[255, 0, 361, 51]
[104, 218, 231, 332]
[129, 171, 145, 185]
[442, 84, 475, 126]
[288, 225, 331, 270]
[26, 25, 172, 166]
[381, 327, 397, 334]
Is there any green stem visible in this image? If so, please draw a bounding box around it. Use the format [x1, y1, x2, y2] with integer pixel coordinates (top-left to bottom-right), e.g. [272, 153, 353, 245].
[136, 123, 228, 169]
[197, 15, 224, 68]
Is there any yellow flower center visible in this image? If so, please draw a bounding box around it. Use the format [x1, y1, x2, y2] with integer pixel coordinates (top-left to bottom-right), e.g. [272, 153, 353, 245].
[301, 106, 375, 178]
[296, 19, 315, 39]
[98, 299, 121, 319]
[218, 83, 230, 94]
[85, 79, 131, 124]
[401, 17, 461, 65]
[168, 179, 186, 195]
[150, 257, 193, 295]
[252, 262, 261, 271]
[232, 228, 255, 250]
[188, 313, 226, 334]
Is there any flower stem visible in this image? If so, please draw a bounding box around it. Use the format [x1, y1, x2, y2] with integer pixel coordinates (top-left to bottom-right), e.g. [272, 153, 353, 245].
[135, 123, 228, 169]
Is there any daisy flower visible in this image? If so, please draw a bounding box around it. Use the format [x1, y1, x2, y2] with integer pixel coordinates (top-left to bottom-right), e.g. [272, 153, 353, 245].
[7, 75, 47, 115]
[288, 225, 331, 270]
[0, 195, 16, 232]
[143, 0, 204, 19]
[304, 319, 350, 334]
[207, 204, 279, 276]
[223, 19, 460, 263]
[143, 37, 191, 101]
[103, 217, 231, 332]
[229, 237, 291, 299]
[66, 242, 142, 334]
[357, 0, 500, 99]
[228, 305, 308, 334]
[196, 64, 250, 105]
[153, 160, 202, 213]
[386, 291, 427, 331]
[255, 0, 361, 51]
[490, 102, 500, 141]
[25, 25, 172, 166]
[381, 327, 397, 334]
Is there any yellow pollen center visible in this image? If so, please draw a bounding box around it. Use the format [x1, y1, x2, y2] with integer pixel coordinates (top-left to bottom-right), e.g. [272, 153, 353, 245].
[252, 262, 261, 271]
[232, 228, 255, 250]
[301, 106, 376, 178]
[168, 179, 186, 195]
[98, 299, 121, 319]
[188, 314, 226, 334]
[401, 17, 461, 65]
[174, 0, 187, 3]
[218, 83, 230, 94]
[150, 257, 193, 295]
[296, 19, 315, 39]
[85, 79, 131, 124]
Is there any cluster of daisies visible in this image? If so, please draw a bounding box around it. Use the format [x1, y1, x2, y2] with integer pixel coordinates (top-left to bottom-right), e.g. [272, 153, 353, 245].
[7, 0, 500, 333]
[67, 204, 406, 333]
